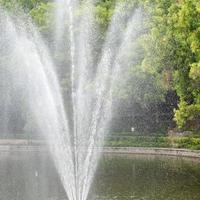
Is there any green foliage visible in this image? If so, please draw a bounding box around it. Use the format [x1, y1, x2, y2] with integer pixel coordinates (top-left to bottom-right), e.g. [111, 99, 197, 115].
[169, 136, 200, 150]
[118, 67, 166, 105]
[106, 135, 200, 150]
[106, 136, 171, 148]
[0, 0, 48, 12]
[190, 62, 200, 81]
[142, 0, 200, 130]
[95, 0, 115, 26]
[174, 101, 200, 129]
[30, 2, 54, 33]
[0, 0, 199, 132]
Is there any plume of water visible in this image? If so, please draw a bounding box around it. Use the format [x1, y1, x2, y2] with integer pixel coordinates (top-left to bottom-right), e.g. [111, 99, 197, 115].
[0, 1, 145, 200]
[0, 10, 76, 199]
[54, 1, 145, 200]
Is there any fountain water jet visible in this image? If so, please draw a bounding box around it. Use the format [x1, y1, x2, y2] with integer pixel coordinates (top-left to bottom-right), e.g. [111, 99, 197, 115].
[0, 10, 76, 199]
[54, 1, 145, 199]
[0, 2, 145, 200]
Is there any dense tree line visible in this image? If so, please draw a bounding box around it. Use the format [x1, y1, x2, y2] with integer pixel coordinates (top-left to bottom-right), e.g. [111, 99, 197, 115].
[142, 0, 200, 131]
[0, 0, 199, 134]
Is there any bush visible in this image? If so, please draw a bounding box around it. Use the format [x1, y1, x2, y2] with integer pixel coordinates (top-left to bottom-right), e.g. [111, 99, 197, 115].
[106, 135, 200, 150]
[106, 136, 171, 148]
[174, 101, 200, 129]
[169, 137, 200, 150]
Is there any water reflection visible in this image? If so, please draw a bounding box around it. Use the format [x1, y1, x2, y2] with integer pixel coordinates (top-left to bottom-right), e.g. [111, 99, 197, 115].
[0, 151, 66, 200]
[0, 152, 200, 200]
[91, 154, 200, 200]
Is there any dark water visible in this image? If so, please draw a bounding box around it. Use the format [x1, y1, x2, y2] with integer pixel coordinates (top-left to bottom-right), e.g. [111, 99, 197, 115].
[0, 151, 200, 200]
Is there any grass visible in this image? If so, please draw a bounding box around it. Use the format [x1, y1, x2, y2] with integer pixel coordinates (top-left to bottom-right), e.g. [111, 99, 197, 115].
[105, 135, 200, 150]
[1, 132, 200, 150]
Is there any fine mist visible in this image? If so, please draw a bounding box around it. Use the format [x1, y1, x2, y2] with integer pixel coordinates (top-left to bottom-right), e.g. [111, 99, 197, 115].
[0, 1, 145, 200]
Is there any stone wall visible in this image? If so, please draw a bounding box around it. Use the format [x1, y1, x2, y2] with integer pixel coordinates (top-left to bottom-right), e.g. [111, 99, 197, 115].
[104, 147, 200, 158]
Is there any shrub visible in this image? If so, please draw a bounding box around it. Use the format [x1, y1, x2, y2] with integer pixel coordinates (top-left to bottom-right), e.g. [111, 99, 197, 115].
[174, 101, 200, 129]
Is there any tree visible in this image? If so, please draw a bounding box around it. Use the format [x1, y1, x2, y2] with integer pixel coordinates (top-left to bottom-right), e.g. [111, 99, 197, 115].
[142, 0, 200, 130]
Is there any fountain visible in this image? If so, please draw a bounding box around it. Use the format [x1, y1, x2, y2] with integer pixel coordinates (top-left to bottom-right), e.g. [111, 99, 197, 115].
[0, 1, 144, 200]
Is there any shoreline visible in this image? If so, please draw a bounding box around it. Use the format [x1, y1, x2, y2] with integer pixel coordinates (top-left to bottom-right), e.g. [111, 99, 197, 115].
[103, 147, 200, 158]
[0, 140, 199, 158]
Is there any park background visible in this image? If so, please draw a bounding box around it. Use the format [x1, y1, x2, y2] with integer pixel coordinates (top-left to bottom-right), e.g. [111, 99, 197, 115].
[0, 0, 199, 149]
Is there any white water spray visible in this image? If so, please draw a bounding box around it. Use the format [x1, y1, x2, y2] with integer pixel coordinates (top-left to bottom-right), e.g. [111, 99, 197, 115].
[0, 2, 145, 200]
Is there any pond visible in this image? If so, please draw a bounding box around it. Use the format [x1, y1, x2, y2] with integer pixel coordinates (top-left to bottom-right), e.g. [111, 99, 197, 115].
[0, 151, 199, 200]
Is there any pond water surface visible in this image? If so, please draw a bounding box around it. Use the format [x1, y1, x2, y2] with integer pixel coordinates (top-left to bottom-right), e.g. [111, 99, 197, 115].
[0, 151, 199, 200]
